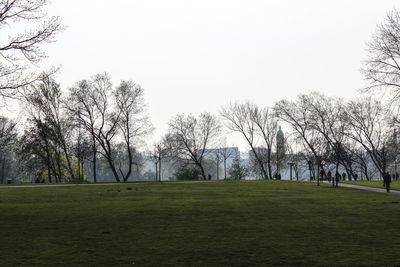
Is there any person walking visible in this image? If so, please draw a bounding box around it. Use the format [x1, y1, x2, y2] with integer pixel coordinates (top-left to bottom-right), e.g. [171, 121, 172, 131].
[327, 171, 332, 183]
[384, 172, 392, 193]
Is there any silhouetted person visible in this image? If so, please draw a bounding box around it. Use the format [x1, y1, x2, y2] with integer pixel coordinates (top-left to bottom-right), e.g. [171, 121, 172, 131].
[327, 171, 332, 183]
[354, 173, 358, 181]
[208, 174, 211, 180]
[320, 170, 325, 181]
[335, 172, 341, 187]
[342, 172, 346, 181]
[384, 172, 391, 193]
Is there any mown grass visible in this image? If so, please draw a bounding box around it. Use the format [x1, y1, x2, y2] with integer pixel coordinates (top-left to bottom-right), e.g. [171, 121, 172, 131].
[343, 180, 400, 191]
[0, 180, 399, 266]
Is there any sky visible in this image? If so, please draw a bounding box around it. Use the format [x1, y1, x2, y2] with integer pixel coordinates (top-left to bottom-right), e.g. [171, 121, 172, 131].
[35, 0, 400, 150]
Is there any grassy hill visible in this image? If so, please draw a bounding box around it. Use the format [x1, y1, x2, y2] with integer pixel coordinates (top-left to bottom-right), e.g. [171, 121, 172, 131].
[0, 180, 399, 266]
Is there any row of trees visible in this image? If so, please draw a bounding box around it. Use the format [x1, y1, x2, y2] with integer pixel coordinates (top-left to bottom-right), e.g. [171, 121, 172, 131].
[11, 73, 152, 183]
[149, 92, 399, 182]
[3, 78, 398, 183]
[275, 94, 399, 180]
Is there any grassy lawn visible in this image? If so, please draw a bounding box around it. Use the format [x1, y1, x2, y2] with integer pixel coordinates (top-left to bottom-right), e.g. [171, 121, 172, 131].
[1, 180, 400, 266]
[342, 180, 400, 191]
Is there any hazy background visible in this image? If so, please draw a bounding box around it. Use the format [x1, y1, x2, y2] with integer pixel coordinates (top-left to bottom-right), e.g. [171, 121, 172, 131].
[38, 0, 400, 149]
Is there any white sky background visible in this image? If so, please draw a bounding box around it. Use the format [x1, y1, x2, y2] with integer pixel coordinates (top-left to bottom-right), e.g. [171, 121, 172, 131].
[36, 0, 400, 151]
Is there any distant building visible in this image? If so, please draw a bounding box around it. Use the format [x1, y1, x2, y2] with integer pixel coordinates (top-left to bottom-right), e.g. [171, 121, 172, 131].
[201, 147, 240, 180]
[276, 126, 285, 176]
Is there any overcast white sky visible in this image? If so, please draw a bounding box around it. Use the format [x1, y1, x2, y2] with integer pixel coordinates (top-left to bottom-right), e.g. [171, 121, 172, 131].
[38, 0, 399, 150]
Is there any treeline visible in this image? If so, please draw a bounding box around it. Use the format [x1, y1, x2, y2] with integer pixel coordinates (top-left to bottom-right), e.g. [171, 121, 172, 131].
[1, 73, 153, 183]
[1, 78, 399, 183]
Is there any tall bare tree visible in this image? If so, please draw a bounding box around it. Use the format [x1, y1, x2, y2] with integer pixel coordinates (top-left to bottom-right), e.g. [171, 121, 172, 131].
[345, 97, 396, 179]
[168, 112, 220, 180]
[114, 80, 152, 182]
[23, 74, 76, 181]
[362, 9, 400, 104]
[67, 73, 152, 183]
[274, 96, 326, 180]
[0, 0, 63, 95]
[81, 73, 121, 182]
[221, 102, 269, 179]
[151, 140, 169, 181]
[301, 93, 356, 179]
[66, 79, 101, 182]
[249, 105, 278, 180]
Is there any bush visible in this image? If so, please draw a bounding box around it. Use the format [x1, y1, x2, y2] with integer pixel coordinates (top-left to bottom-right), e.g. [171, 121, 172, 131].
[174, 164, 201, 180]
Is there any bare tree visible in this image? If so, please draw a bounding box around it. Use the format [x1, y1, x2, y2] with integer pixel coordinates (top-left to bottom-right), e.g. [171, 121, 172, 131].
[274, 96, 326, 180]
[23, 74, 76, 181]
[0, 116, 17, 183]
[345, 98, 397, 179]
[249, 105, 278, 180]
[86, 73, 122, 182]
[221, 102, 269, 179]
[214, 138, 237, 180]
[168, 112, 220, 180]
[114, 80, 152, 182]
[150, 141, 168, 181]
[66, 79, 101, 182]
[362, 9, 400, 104]
[0, 0, 63, 95]
[285, 133, 304, 181]
[302, 93, 356, 180]
[68, 74, 152, 183]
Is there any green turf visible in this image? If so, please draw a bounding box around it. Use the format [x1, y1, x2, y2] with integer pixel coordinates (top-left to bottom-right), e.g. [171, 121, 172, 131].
[0, 180, 399, 266]
[343, 180, 400, 190]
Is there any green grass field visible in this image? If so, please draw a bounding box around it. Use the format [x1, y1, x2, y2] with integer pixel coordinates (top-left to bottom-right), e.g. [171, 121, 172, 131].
[343, 180, 400, 191]
[1, 180, 400, 266]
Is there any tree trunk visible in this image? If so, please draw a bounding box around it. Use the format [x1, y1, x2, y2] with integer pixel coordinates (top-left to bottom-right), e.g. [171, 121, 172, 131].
[92, 136, 97, 183]
[155, 162, 158, 182]
[267, 148, 272, 180]
[224, 159, 227, 180]
[46, 148, 52, 183]
[216, 160, 219, 180]
[159, 157, 162, 182]
[198, 163, 207, 180]
[123, 144, 133, 183]
[0, 154, 5, 184]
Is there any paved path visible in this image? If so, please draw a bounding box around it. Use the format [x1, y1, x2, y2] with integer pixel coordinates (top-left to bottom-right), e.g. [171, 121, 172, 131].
[323, 181, 400, 195]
